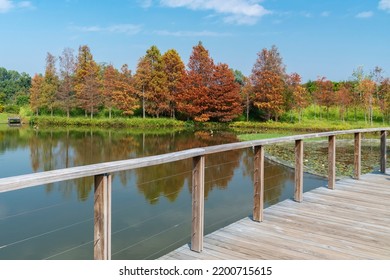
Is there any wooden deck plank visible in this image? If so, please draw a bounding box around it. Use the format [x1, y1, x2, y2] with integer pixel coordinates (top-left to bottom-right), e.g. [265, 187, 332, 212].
[160, 171, 390, 260]
[245, 218, 390, 259]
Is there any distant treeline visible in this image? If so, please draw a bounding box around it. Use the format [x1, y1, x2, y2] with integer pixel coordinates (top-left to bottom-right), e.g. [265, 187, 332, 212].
[1, 43, 389, 123]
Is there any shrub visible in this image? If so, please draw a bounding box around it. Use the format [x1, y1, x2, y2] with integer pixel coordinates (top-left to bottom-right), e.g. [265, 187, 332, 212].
[4, 104, 20, 114]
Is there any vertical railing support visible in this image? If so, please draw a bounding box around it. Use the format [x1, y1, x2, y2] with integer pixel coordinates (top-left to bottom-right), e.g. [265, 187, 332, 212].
[328, 135, 336, 189]
[253, 145, 264, 222]
[94, 173, 112, 260]
[380, 130, 387, 173]
[354, 132, 361, 179]
[191, 155, 205, 252]
[295, 140, 303, 202]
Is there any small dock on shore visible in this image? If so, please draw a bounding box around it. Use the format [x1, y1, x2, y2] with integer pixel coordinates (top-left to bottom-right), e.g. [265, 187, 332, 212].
[7, 116, 21, 125]
[160, 171, 390, 260]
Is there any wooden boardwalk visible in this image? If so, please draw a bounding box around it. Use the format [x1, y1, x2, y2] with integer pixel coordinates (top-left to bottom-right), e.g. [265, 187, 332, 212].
[160, 171, 390, 260]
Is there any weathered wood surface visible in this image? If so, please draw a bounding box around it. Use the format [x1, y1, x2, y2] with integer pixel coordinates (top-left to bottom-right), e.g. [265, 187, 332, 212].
[160, 171, 390, 260]
[94, 174, 112, 260]
[191, 156, 205, 252]
[1, 128, 389, 194]
[253, 145, 264, 222]
[381, 130, 387, 173]
[294, 140, 303, 202]
[354, 132, 361, 179]
[328, 135, 336, 189]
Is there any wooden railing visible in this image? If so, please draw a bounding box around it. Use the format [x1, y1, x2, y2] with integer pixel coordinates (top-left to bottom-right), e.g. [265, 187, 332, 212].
[0, 128, 388, 259]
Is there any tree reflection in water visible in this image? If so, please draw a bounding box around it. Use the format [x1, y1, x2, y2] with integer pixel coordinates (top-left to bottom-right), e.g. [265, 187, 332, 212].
[0, 126, 328, 260]
[2, 126, 307, 205]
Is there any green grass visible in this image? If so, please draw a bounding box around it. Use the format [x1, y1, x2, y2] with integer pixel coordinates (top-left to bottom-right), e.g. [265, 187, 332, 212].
[230, 119, 389, 133]
[238, 132, 293, 141]
[0, 113, 8, 123]
[29, 116, 187, 128]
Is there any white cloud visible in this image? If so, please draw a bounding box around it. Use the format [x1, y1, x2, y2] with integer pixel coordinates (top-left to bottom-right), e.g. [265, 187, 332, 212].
[74, 24, 142, 35]
[155, 29, 231, 37]
[17, 1, 33, 9]
[0, 0, 33, 13]
[0, 0, 14, 13]
[356, 11, 374, 18]
[379, 0, 390, 11]
[160, 0, 271, 25]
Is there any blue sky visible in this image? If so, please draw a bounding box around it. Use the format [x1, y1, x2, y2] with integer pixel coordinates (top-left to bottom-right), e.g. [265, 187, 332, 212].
[0, 0, 389, 82]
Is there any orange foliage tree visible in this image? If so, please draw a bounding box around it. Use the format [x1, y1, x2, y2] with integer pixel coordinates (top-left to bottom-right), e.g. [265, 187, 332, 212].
[57, 48, 76, 118]
[177, 42, 242, 122]
[161, 49, 185, 118]
[336, 82, 353, 121]
[314, 76, 335, 119]
[251, 70, 285, 120]
[287, 73, 309, 122]
[74, 45, 102, 118]
[250, 45, 287, 121]
[359, 79, 376, 125]
[29, 74, 44, 116]
[114, 65, 139, 116]
[177, 42, 215, 121]
[208, 63, 242, 122]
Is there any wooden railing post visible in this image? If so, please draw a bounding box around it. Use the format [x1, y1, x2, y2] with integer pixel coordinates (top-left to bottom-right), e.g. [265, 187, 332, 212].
[94, 173, 112, 260]
[328, 135, 336, 189]
[295, 140, 303, 202]
[191, 155, 205, 252]
[354, 132, 361, 179]
[380, 130, 387, 173]
[253, 146, 264, 222]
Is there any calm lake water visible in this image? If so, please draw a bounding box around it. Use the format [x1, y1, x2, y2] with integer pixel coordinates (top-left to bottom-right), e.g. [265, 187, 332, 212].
[0, 125, 326, 259]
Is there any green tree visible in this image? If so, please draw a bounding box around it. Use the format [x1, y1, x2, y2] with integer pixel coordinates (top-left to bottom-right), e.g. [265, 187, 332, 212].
[41, 52, 59, 116]
[0, 67, 31, 104]
[144, 45, 169, 117]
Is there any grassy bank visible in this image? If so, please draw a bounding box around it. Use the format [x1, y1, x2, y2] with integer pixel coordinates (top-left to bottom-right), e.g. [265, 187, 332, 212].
[230, 119, 387, 133]
[4, 110, 390, 132]
[29, 116, 187, 128]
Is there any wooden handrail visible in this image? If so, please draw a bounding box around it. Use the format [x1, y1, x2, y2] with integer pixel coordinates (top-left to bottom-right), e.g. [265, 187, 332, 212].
[1, 128, 388, 193]
[0, 127, 388, 259]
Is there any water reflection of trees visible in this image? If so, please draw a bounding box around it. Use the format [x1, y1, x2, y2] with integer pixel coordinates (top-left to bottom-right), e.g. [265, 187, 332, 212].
[18, 127, 246, 203]
[240, 148, 293, 206]
[3, 126, 294, 205]
[134, 130, 241, 203]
